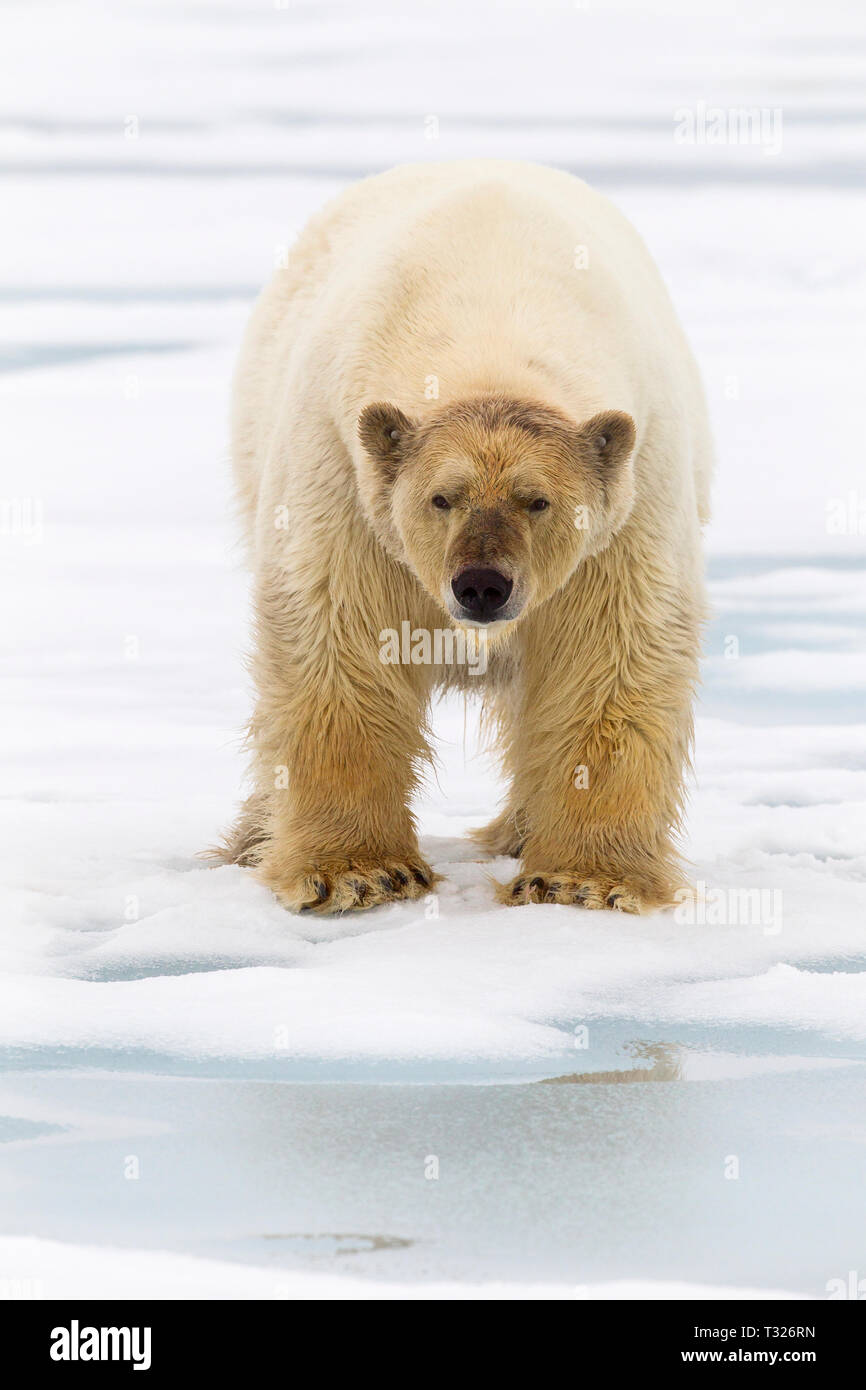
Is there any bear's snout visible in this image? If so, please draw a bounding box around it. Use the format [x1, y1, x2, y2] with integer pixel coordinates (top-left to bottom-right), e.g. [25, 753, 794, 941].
[451, 566, 513, 623]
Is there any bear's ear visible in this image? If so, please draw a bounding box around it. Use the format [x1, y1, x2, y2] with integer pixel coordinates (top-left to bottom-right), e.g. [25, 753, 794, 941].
[575, 410, 636, 492]
[358, 402, 417, 482]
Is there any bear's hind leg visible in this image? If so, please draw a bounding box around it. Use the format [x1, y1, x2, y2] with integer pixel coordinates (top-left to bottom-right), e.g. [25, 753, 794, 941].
[468, 805, 528, 859]
[210, 790, 271, 867]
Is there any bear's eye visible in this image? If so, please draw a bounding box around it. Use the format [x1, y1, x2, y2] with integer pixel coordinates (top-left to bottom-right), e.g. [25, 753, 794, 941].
[431, 495, 451, 510]
[529, 498, 549, 512]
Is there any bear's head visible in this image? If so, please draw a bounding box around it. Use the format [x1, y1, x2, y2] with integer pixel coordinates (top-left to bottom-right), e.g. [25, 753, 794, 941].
[358, 393, 636, 629]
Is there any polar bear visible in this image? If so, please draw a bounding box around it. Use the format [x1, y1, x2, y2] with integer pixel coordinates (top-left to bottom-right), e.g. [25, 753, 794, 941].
[219, 160, 712, 914]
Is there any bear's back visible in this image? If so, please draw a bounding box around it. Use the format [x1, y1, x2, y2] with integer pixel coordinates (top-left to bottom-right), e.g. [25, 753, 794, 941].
[233, 162, 712, 540]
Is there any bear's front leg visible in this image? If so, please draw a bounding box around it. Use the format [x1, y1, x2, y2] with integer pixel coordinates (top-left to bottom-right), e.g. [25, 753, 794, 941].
[257, 703, 436, 914]
[249, 574, 436, 914]
[499, 723, 688, 914]
[497, 585, 698, 915]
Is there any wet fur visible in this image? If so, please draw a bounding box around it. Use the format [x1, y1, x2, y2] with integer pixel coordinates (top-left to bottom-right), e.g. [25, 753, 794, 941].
[217, 160, 712, 914]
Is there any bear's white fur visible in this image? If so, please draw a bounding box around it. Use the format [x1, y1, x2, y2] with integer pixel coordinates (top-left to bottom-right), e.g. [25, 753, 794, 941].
[223, 160, 713, 914]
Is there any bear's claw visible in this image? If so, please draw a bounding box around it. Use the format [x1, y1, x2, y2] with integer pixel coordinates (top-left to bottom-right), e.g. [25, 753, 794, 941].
[500, 872, 656, 914]
[273, 857, 438, 914]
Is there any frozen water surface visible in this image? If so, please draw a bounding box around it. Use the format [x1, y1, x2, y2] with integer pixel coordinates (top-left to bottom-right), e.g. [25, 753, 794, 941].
[2, 1068, 864, 1298]
[1, 0, 865, 1296]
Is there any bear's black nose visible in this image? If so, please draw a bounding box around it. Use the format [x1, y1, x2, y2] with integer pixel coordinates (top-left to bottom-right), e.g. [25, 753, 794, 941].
[451, 567, 513, 621]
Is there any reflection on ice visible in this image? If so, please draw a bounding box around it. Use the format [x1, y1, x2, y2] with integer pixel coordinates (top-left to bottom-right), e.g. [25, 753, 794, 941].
[260, 1234, 413, 1256]
[542, 1041, 684, 1085]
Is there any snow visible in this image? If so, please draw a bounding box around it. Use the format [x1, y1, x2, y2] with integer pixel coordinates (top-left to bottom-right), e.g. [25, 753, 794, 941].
[0, 1237, 805, 1301]
[1, 0, 865, 1298]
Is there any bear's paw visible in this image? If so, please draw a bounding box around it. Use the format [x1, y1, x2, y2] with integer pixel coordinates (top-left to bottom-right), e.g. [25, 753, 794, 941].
[264, 857, 438, 915]
[497, 871, 672, 915]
